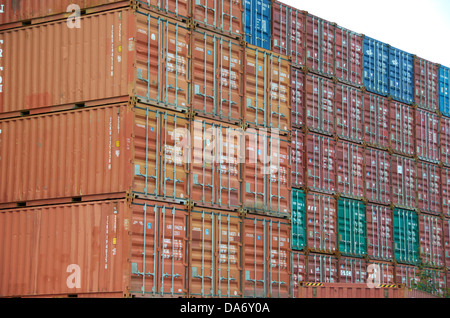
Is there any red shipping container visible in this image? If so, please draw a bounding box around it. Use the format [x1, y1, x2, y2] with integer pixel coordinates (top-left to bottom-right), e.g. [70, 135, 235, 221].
[0, 199, 189, 298]
[336, 140, 364, 199]
[335, 83, 363, 143]
[439, 116, 450, 167]
[291, 129, 305, 189]
[365, 148, 391, 205]
[441, 167, 450, 218]
[415, 108, 440, 163]
[394, 264, 419, 288]
[414, 56, 439, 112]
[305, 133, 336, 194]
[416, 161, 441, 215]
[305, 192, 338, 254]
[444, 218, 450, 269]
[304, 73, 335, 135]
[389, 102, 415, 156]
[367, 261, 395, 285]
[390, 155, 417, 210]
[366, 204, 394, 261]
[419, 214, 445, 268]
[363, 92, 390, 149]
[242, 215, 291, 298]
[338, 257, 367, 284]
[334, 25, 363, 87]
[306, 253, 338, 283]
[291, 68, 305, 128]
[291, 252, 307, 298]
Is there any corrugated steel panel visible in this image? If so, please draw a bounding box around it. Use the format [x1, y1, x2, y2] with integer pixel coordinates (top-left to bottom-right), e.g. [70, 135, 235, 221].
[336, 140, 364, 199]
[441, 167, 450, 218]
[306, 253, 338, 283]
[394, 263, 419, 288]
[415, 108, 440, 163]
[440, 116, 450, 167]
[291, 189, 306, 251]
[335, 83, 363, 143]
[0, 8, 190, 117]
[363, 36, 389, 97]
[291, 68, 304, 128]
[414, 56, 439, 112]
[367, 261, 395, 285]
[291, 129, 304, 189]
[338, 257, 367, 284]
[418, 214, 444, 268]
[244, 0, 271, 50]
[291, 251, 306, 298]
[298, 283, 408, 299]
[363, 92, 390, 149]
[444, 218, 450, 269]
[365, 148, 391, 205]
[416, 161, 441, 215]
[389, 102, 415, 156]
[337, 198, 367, 257]
[391, 155, 417, 210]
[191, 28, 243, 123]
[439, 65, 450, 117]
[334, 26, 363, 87]
[366, 204, 394, 261]
[388, 46, 414, 105]
[393, 208, 420, 265]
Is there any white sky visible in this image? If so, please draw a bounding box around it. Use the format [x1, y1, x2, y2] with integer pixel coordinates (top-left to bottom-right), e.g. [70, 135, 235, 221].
[280, 0, 450, 67]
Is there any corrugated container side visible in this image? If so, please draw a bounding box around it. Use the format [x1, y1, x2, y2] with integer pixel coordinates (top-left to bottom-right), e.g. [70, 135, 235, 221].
[291, 68, 304, 128]
[418, 214, 444, 268]
[415, 108, 440, 163]
[337, 198, 367, 257]
[292, 189, 306, 251]
[366, 204, 394, 261]
[414, 56, 439, 111]
[305, 133, 336, 194]
[335, 83, 363, 143]
[416, 161, 441, 215]
[242, 215, 291, 298]
[389, 102, 415, 156]
[188, 208, 242, 298]
[390, 155, 417, 210]
[305, 13, 335, 77]
[440, 116, 450, 167]
[338, 257, 367, 284]
[444, 218, 450, 269]
[438, 65, 450, 117]
[388, 46, 414, 105]
[363, 36, 389, 97]
[244, 0, 271, 50]
[363, 92, 390, 149]
[367, 261, 395, 285]
[306, 192, 337, 254]
[365, 148, 391, 205]
[334, 26, 363, 87]
[298, 283, 406, 298]
[441, 167, 450, 218]
[191, 28, 243, 123]
[306, 253, 338, 283]
[291, 129, 304, 189]
[393, 208, 420, 265]
[335, 140, 364, 199]
[291, 252, 306, 298]
[394, 263, 419, 288]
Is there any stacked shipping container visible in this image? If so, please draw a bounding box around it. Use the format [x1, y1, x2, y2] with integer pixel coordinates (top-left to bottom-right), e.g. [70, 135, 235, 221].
[1, 0, 449, 298]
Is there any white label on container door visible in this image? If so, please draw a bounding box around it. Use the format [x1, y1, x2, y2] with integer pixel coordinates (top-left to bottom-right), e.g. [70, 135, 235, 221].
[397, 165, 403, 174]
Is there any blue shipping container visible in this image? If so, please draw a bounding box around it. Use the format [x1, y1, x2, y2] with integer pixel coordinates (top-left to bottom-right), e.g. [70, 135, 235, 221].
[389, 46, 414, 105]
[439, 65, 450, 117]
[245, 0, 271, 50]
[363, 36, 389, 97]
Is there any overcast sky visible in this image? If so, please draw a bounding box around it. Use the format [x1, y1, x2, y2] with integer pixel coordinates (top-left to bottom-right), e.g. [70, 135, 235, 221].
[280, 0, 450, 67]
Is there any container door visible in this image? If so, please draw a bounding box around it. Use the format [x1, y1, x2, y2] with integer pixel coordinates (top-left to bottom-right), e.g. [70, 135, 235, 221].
[439, 65, 450, 116]
[363, 37, 389, 97]
[363, 93, 390, 149]
[393, 208, 420, 265]
[291, 129, 305, 189]
[244, 0, 271, 50]
[337, 198, 367, 257]
[292, 189, 306, 251]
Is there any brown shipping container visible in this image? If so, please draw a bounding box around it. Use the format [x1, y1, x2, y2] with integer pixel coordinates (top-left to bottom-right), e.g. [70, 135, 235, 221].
[291, 68, 305, 128]
[305, 192, 337, 254]
[336, 140, 364, 199]
[416, 161, 441, 215]
[444, 218, 450, 268]
[394, 263, 419, 288]
[390, 155, 417, 210]
[291, 251, 306, 298]
[365, 148, 391, 205]
[419, 214, 445, 268]
[415, 108, 440, 163]
[305, 13, 335, 77]
[0, 199, 189, 298]
[363, 92, 390, 149]
[304, 73, 335, 136]
[389, 102, 415, 156]
[291, 129, 304, 189]
[297, 283, 407, 299]
[334, 25, 362, 87]
[191, 27, 243, 123]
[305, 133, 336, 194]
[440, 116, 450, 167]
[0, 8, 190, 117]
[243, 44, 291, 135]
[414, 56, 439, 112]
[366, 204, 394, 261]
[242, 215, 291, 298]
[338, 257, 367, 284]
[441, 167, 450, 218]
[367, 261, 395, 285]
[335, 83, 363, 143]
[306, 253, 338, 283]
[0, 103, 189, 207]
[188, 208, 242, 298]
[271, 1, 305, 68]
[190, 118, 241, 210]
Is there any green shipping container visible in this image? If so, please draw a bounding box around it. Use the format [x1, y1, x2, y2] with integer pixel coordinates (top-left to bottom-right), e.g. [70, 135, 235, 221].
[393, 208, 420, 265]
[338, 198, 367, 257]
[292, 189, 307, 251]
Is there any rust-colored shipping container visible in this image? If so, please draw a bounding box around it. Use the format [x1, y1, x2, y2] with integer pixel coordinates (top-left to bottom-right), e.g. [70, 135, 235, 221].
[390, 155, 417, 210]
[0, 7, 190, 117]
[291, 129, 304, 189]
[444, 218, 450, 269]
[440, 116, 450, 167]
[394, 263, 419, 288]
[334, 25, 362, 87]
[363, 92, 390, 149]
[0, 199, 189, 298]
[190, 118, 242, 210]
[304, 73, 335, 136]
[389, 102, 415, 156]
[242, 129, 290, 217]
[416, 161, 441, 215]
[243, 44, 291, 135]
[305, 133, 336, 194]
[415, 108, 440, 163]
[191, 27, 243, 124]
[291, 251, 306, 298]
[414, 56, 439, 112]
[367, 261, 395, 285]
[291, 68, 305, 128]
[335, 82, 363, 143]
[0, 103, 190, 208]
[242, 214, 291, 298]
[441, 167, 450, 218]
[338, 257, 367, 284]
[305, 192, 337, 254]
[306, 253, 338, 283]
[297, 283, 409, 298]
[365, 148, 391, 205]
[335, 140, 364, 199]
[271, 1, 305, 68]
[188, 208, 242, 298]
[418, 214, 445, 268]
[366, 204, 394, 261]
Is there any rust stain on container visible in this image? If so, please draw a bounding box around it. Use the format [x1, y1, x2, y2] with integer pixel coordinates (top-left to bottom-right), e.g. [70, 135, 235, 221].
[334, 26, 362, 87]
[414, 56, 439, 112]
[0, 199, 189, 298]
[336, 140, 364, 199]
[363, 92, 390, 149]
[415, 108, 440, 163]
[291, 68, 305, 129]
[366, 204, 394, 261]
[291, 129, 304, 189]
[389, 101, 415, 156]
[335, 83, 363, 143]
[390, 155, 417, 210]
[365, 148, 391, 205]
[416, 161, 441, 215]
